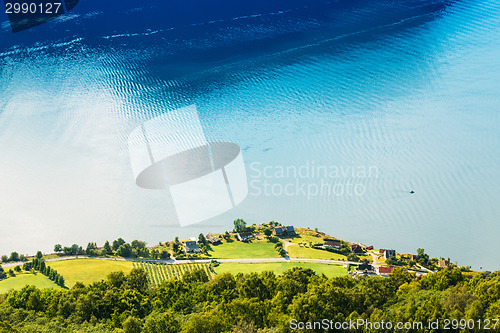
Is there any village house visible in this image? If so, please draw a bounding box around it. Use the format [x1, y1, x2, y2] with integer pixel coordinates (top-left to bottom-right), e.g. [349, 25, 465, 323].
[355, 262, 376, 276]
[384, 249, 396, 260]
[323, 239, 341, 249]
[351, 244, 364, 254]
[439, 260, 449, 268]
[237, 232, 254, 242]
[184, 241, 201, 254]
[272, 226, 296, 236]
[377, 266, 393, 277]
[206, 234, 222, 245]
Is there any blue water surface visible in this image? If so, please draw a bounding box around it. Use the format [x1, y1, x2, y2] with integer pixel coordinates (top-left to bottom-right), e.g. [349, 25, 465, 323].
[0, 0, 499, 269]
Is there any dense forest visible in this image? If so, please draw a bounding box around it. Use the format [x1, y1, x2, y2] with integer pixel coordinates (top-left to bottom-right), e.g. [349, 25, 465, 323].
[0, 266, 499, 332]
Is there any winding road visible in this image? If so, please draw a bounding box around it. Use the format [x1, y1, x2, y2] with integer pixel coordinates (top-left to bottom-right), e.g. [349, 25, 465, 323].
[1, 255, 359, 268]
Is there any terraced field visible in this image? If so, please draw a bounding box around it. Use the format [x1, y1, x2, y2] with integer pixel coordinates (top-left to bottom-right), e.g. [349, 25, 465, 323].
[133, 261, 215, 284]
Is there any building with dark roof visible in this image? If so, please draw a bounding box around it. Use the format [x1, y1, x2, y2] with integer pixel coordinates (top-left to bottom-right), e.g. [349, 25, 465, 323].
[184, 241, 201, 254]
[351, 244, 364, 254]
[355, 262, 375, 276]
[384, 249, 396, 260]
[324, 240, 341, 249]
[206, 234, 222, 245]
[272, 226, 296, 236]
[237, 232, 254, 242]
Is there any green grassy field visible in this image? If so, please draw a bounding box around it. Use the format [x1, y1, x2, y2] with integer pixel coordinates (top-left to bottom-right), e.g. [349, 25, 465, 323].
[287, 245, 348, 260]
[134, 262, 214, 284]
[214, 262, 347, 278]
[207, 240, 279, 259]
[49, 259, 134, 287]
[0, 273, 62, 294]
[285, 229, 326, 244]
[286, 234, 325, 244]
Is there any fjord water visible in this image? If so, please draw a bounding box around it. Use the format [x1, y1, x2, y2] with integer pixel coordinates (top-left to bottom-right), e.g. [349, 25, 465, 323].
[0, 0, 499, 269]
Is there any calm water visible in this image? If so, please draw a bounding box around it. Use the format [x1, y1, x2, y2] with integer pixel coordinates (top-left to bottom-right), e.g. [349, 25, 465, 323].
[0, 0, 499, 269]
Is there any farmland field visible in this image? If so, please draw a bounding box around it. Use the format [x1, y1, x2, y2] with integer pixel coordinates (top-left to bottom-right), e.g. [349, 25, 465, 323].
[214, 262, 347, 277]
[134, 261, 215, 284]
[287, 245, 348, 260]
[206, 239, 279, 259]
[0, 273, 62, 294]
[49, 259, 134, 287]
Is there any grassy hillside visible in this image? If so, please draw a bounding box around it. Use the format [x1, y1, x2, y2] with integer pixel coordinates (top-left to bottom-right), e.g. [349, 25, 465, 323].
[287, 245, 348, 260]
[207, 239, 279, 259]
[0, 273, 62, 294]
[214, 262, 347, 277]
[49, 259, 134, 287]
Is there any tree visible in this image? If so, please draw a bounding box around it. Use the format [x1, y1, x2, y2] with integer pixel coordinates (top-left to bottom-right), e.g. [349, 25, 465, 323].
[264, 228, 272, 237]
[103, 240, 112, 254]
[143, 311, 180, 333]
[14, 265, 21, 272]
[0, 266, 6, 280]
[112, 238, 126, 251]
[56, 275, 65, 287]
[86, 242, 97, 255]
[160, 250, 170, 260]
[347, 253, 360, 262]
[198, 233, 208, 246]
[116, 243, 132, 258]
[19, 254, 26, 261]
[172, 242, 180, 253]
[54, 244, 62, 252]
[131, 240, 146, 249]
[123, 316, 142, 333]
[233, 218, 247, 233]
[36, 251, 43, 260]
[9, 252, 19, 262]
[1, 255, 8, 263]
[107, 271, 126, 289]
[125, 268, 149, 294]
[182, 268, 209, 284]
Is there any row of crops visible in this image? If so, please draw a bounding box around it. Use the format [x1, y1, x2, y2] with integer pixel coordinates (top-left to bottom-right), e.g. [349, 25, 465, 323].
[133, 261, 215, 285]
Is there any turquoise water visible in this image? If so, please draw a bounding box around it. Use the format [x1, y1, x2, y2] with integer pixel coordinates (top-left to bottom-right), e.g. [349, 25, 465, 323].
[0, 1, 499, 269]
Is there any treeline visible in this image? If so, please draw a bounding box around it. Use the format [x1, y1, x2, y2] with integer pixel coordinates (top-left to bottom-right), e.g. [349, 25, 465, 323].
[22, 259, 65, 287]
[0, 253, 26, 264]
[0, 258, 64, 287]
[53, 238, 170, 260]
[1, 265, 499, 332]
[268, 236, 287, 257]
[0, 252, 43, 282]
